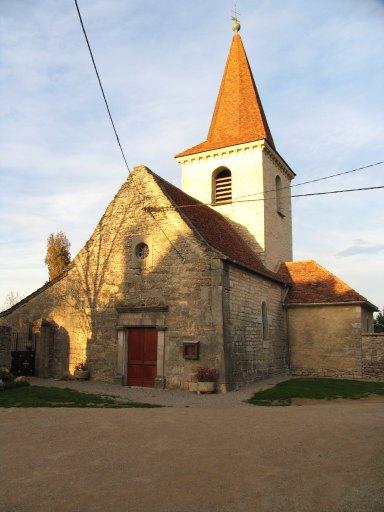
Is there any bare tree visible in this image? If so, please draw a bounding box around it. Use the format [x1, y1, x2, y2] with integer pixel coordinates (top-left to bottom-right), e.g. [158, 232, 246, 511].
[45, 231, 71, 280]
[3, 290, 21, 310]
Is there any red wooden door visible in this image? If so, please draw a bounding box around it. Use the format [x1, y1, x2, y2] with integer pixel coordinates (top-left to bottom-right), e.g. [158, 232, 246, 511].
[127, 328, 157, 387]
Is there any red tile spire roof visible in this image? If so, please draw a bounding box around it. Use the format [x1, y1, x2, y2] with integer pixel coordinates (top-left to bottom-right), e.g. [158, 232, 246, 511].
[176, 33, 275, 158]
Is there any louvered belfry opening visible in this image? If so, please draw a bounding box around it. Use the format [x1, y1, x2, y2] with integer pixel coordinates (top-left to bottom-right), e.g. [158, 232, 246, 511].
[214, 168, 232, 204]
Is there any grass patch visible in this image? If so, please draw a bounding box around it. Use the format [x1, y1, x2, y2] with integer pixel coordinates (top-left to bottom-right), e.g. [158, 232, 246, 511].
[247, 378, 384, 406]
[0, 385, 162, 408]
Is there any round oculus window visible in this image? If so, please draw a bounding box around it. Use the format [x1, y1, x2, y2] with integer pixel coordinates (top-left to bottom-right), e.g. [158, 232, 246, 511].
[135, 242, 149, 260]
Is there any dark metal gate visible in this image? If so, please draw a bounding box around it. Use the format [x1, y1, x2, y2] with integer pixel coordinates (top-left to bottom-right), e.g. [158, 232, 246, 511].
[10, 332, 36, 376]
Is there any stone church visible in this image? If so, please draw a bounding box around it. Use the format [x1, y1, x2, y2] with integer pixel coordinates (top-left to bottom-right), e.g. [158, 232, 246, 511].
[1, 23, 382, 390]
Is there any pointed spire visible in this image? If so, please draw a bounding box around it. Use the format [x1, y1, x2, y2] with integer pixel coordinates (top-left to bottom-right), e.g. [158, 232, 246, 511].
[207, 33, 275, 149]
[176, 32, 275, 158]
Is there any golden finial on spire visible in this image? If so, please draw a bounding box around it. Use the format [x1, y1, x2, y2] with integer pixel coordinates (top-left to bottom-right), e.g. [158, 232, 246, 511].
[231, 1, 241, 32]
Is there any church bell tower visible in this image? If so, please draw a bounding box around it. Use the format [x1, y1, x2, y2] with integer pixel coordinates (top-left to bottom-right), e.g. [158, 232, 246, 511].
[175, 18, 295, 271]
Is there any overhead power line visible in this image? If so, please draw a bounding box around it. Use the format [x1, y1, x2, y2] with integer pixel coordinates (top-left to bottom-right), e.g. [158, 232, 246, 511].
[235, 184, 384, 204]
[73, 0, 185, 261]
[145, 184, 384, 212]
[293, 184, 384, 198]
[73, 1, 382, 249]
[233, 160, 384, 201]
[291, 160, 384, 189]
[74, 0, 130, 172]
[142, 158, 383, 208]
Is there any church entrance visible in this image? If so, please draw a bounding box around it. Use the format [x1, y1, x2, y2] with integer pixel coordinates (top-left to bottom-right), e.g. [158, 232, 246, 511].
[126, 328, 157, 387]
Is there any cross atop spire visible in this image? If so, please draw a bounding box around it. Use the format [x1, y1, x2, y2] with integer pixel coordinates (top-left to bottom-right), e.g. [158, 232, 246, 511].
[231, 2, 241, 32]
[176, 29, 275, 158]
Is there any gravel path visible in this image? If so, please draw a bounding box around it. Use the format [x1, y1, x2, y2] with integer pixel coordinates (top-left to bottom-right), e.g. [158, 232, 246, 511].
[28, 374, 291, 407]
[1, 401, 383, 512]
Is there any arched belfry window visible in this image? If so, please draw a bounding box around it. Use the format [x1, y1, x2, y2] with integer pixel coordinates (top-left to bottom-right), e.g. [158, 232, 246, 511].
[213, 168, 232, 204]
[275, 175, 284, 216]
[261, 301, 268, 340]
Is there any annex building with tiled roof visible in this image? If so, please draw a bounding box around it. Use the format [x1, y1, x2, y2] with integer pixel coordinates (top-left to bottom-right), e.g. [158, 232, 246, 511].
[0, 21, 382, 388]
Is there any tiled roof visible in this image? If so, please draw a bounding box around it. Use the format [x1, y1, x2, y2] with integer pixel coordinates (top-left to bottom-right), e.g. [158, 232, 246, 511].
[278, 260, 375, 307]
[176, 33, 275, 158]
[150, 169, 284, 284]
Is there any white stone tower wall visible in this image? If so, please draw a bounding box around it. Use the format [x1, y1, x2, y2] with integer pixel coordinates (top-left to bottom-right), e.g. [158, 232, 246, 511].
[178, 140, 293, 270]
[262, 149, 293, 270]
[179, 141, 265, 256]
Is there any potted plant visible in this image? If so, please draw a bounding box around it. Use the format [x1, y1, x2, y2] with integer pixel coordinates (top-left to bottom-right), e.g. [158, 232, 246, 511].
[0, 367, 29, 390]
[74, 362, 90, 380]
[0, 367, 13, 391]
[195, 367, 219, 394]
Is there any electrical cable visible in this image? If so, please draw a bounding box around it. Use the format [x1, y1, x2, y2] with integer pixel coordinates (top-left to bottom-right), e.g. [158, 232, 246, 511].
[73, 0, 185, 261]
[233, 160, 384, 201]
[146, 184, 384, 212]
[74, 0, 130, 172]
[73, 1, 382, 251]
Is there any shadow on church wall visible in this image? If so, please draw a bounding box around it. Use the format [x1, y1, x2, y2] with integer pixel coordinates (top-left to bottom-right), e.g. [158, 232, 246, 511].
[0, 168, 298, 386]
[57, 172, 224, 383]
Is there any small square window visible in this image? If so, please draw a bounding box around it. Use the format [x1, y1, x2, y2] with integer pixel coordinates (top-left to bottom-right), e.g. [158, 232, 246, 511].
[183, 341, 200, 360]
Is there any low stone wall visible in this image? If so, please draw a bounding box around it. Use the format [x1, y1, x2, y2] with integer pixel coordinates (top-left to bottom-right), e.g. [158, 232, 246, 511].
[291, 367, 363, 379]
[0, 325, 11, 367]
[362, 333, 384, 379]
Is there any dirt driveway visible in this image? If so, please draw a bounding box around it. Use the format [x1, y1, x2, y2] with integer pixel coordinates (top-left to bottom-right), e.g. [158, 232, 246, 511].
[1, 401, 384, 512]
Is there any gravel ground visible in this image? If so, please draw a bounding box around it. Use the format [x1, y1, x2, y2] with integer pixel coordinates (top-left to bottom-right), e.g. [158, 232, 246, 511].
[1, 401, 383, 512]
[27, 374, 291, 407]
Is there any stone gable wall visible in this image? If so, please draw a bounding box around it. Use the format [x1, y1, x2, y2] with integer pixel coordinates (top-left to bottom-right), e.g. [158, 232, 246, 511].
[362, 333, 384, 378]
[223, 264, 288, 389]
[0, 167, 226, 387]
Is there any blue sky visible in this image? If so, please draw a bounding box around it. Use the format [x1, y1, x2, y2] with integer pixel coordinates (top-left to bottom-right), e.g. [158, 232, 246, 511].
[0, 0, 383, 308]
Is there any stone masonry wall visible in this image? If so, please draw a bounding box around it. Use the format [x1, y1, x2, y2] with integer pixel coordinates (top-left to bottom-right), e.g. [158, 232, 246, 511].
[362, 334, 384, 379]
[361, 307, 374, 334]
[224, 264, 288, 389]
[0, 325, 11, 368]
[287, 305, 364, 378]
[0, 166, 226, 388]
